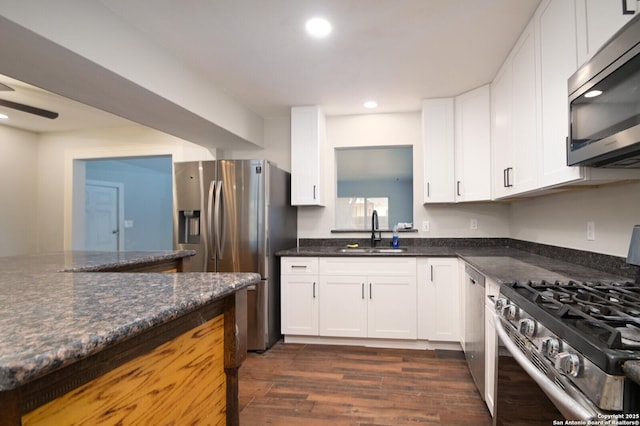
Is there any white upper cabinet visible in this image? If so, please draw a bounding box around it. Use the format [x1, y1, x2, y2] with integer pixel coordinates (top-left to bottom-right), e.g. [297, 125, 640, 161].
[491, 60, 513, 199]
[491, 22, 539, 199]
[491, 0, 640, 199]
[511, 22, 539, 194]
[422, 98, 455, 203]
[455, 85, 492, 202]
[291, 106, 325, 206]
[421, 88, 491, 204]
[576, 0, 635, 65]
[537, 0, 584, 188]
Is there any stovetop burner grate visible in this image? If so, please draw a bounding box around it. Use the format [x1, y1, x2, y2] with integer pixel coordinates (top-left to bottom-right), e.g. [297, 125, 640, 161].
[511, 280, 640, 350]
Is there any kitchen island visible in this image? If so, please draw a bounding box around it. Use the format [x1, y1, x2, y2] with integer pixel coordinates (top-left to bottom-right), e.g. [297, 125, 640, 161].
[0, 251, 260, 425]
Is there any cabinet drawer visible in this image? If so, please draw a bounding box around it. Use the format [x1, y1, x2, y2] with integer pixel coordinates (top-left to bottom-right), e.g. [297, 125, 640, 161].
[281, 257, 319, 275]
[319, 257, 416, 276]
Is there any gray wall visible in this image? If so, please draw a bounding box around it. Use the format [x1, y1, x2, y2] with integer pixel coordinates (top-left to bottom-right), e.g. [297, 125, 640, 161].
[85, 156, 173, 251]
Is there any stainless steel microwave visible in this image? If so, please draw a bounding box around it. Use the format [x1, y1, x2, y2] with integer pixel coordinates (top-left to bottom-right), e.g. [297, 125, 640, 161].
[568, 13, 640, 168]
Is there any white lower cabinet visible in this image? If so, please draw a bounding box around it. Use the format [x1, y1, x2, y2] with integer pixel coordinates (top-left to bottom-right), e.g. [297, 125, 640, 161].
[281, 257, 319, 336]
[417, 258, 461, 342]
[319, 275, 368, 337]
[281, 256, 418, 341]
[319, 257, 417, 340]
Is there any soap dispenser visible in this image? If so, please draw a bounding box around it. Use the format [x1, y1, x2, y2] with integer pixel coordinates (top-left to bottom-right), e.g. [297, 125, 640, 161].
[392, 225, 399, 248]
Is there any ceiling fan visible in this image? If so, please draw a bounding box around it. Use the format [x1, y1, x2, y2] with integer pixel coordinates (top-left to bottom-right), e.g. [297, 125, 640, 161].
[0, 82, 59, 119]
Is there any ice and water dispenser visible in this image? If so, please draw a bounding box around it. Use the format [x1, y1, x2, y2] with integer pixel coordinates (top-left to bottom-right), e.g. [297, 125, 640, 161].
[177, 210, 201, 244]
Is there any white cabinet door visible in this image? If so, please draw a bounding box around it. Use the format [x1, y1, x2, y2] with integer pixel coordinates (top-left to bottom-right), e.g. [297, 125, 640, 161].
[281, 257, 319, 335]
[281, 274, 319, 336]
[422, 98, 455, 203]
[510, 22, 538, 194]
[537, 0, 585, 188]
[367, 275, 417, 339]
[319, 275, 368, 337]
[491, 61, 514, 199]
[576, 0, 635, 65]
[417, 258, 460, 342]
[491, 22, 539, 199]
[291, 106, 325, 206]
[455, 85, 492, 202]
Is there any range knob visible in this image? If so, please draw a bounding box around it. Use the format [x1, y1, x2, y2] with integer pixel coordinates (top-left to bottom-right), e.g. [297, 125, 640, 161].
[556, 353, 582, 378]
[518, 318, 536, 338]
[541, 337, 561, 359]
[502, 304, 518, 322]
[494, 298, 507, 314]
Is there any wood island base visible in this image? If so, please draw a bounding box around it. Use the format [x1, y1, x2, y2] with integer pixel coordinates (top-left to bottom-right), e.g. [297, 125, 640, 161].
[0, 289, 247, 426]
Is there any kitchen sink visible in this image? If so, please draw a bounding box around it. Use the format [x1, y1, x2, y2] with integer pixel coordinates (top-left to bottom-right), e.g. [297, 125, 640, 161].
[335, 247, 408, 253]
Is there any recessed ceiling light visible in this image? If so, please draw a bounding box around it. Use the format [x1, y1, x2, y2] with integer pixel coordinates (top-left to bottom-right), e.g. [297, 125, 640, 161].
[363, 101, 378, 109]
[584, 89, 603, 98]
[305, 17, 332, 38]
[0, 113, 8, 120]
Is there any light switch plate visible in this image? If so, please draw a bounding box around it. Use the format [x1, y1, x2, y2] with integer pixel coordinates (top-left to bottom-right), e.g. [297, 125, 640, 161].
[587, 221, 595, 241]
[422, 221, 429, 232]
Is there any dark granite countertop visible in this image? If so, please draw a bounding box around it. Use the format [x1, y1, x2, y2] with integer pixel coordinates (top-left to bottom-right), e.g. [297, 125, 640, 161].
[0, 251, 261, 391]
[278, 246, 628, 283]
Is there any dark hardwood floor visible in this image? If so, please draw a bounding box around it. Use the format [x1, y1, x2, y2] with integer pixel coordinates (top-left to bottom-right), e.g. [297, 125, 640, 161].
[239, 342, 492, 425]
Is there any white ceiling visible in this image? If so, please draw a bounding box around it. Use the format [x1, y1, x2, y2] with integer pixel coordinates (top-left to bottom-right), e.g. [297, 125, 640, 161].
[0, 0, 541, 133]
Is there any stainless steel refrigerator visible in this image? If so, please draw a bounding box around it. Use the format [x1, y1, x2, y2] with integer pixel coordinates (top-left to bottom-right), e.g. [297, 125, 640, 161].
[173, 160, 297, 351]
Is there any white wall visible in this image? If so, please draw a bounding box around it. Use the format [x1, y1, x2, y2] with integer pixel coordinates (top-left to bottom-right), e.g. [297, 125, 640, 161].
[218, 116, 292, 171]
[0, 126, 38, 256]
[296, 112, 510, 239]
[37, 125, 214, 252]
[510, 181, 640, 257]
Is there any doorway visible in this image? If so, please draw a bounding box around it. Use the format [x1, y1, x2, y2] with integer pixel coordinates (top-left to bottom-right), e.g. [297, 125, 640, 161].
[73, 155, 173, 252]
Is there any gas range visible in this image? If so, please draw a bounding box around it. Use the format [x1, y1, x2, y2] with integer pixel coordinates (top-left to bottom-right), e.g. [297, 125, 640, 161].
[496, 279, 640, 413]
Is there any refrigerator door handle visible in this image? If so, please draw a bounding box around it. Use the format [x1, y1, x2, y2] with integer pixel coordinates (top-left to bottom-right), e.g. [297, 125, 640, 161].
[207, 180, 216, 264]
[214, 180, 224, 259]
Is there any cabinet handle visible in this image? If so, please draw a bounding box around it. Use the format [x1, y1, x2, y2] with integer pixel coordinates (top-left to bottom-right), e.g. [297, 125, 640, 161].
[456, 181, 461, 196]
[430, 265, 434, 282]
[505, 167, 513, 188]
[369, 283, 372, 299]
[623, 0, 636, 14]
[313, 282, 316, 298]
[426, 181, 430, 197]
[503, 168, 508, 188]
[313, 185, 317, 199]
[291, 265, 307, 269]
[362, 283, 364, 299]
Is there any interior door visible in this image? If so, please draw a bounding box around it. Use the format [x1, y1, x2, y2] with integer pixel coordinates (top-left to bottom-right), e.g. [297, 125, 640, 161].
[85, 182, 120, 251]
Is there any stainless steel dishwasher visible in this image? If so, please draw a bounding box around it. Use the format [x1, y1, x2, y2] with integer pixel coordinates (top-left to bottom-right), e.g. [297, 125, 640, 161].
[464, 264, 485, 400]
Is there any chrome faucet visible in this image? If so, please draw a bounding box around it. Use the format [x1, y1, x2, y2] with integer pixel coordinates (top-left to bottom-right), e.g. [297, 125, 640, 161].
[371, 210, 382, 247]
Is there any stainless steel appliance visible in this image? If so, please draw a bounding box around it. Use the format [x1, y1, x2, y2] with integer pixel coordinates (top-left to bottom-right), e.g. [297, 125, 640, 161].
[568, 13, 640, 167]
[493, 279, 640, 424]
[464, 264, 486, 400]
[173, 160, 297, 351]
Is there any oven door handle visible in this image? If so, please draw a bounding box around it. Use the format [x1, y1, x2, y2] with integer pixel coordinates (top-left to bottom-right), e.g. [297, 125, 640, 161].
[495, 317, 597, 421]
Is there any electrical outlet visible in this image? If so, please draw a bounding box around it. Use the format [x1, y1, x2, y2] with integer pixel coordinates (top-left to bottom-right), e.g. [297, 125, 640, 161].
[470, 219, 478, 230]
[422, 221, 430, 232]
[587, 221, 595, 241]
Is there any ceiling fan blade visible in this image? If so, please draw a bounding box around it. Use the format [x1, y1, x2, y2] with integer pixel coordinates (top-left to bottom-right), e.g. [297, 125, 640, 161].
[0, 98, 58, 119]
[0, 83, 14, 92]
